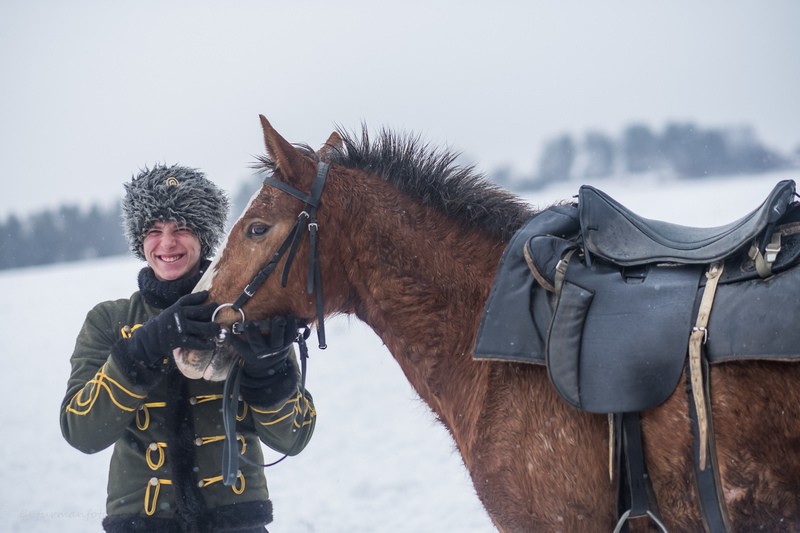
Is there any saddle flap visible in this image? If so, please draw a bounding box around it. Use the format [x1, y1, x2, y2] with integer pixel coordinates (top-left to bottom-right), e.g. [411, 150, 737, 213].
[579, 180, 796, 266]
[473, 205, 581, 364]
[547, 259, 704, 413]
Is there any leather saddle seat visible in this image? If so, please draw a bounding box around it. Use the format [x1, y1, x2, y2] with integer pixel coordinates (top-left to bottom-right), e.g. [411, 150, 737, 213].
[579, 179, 796, 266]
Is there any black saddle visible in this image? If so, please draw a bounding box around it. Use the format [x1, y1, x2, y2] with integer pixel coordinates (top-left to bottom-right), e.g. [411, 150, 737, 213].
[474, 179, 800, 533]
[474, 179, 800, 413]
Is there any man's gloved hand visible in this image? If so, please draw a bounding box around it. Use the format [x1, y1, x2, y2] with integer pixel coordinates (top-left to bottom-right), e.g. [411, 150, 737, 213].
[229, 316, 301, 379]
[129, 290, 220, 367]
[230, 316, 305, 406]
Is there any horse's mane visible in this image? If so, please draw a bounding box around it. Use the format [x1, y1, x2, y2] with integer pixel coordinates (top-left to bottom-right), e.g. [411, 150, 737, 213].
[257, 126, 535, 241]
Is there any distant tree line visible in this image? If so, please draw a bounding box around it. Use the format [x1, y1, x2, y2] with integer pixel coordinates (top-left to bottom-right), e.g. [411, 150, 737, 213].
[0, 203, 129, 270]
[0, 178, 259, 272]
[501, 122, 794, 189]
[1, 121, 797, 271]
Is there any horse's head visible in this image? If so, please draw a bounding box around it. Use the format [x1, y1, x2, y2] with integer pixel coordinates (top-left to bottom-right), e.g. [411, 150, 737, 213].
[173, 115, 344, 381]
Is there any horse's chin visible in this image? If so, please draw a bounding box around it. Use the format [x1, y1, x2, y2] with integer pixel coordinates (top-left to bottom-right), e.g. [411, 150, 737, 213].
[173, 347, 234, 382]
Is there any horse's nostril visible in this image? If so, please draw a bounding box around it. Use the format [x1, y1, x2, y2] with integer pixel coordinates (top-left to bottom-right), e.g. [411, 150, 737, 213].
[174, 348, 215, 380]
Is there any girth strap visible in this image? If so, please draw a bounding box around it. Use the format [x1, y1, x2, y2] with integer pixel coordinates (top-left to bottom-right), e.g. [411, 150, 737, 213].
[687, 356, 732, 533]
[689, 262, 724, 471]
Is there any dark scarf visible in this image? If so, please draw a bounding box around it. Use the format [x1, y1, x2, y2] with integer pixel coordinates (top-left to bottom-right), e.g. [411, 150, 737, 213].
[138, 259, 212, 309]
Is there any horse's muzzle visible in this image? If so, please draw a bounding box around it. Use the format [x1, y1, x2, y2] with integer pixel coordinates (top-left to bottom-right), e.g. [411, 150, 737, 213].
[174, 342, 236, 381]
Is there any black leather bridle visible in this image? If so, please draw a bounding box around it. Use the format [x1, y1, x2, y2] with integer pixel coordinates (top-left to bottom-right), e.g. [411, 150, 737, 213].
[219, 161, 330, 486]
[228, 160, 330, 350]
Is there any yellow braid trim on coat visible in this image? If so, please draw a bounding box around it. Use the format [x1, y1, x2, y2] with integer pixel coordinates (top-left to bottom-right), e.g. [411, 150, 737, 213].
[144, 477, 172, 516]
[194, 434, 247, 455]
[191, 394, 248, 420]
[197, 472, 246, 494]
[136, 402, 166, 430]
[251, 392, 316, 428]
[66, 364, 146, 416]
[146, 442, 167, 470]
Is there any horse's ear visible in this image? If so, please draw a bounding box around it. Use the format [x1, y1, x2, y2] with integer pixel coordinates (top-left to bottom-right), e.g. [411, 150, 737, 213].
[259, 114, 310, 183]
[318, 131, 343, 163]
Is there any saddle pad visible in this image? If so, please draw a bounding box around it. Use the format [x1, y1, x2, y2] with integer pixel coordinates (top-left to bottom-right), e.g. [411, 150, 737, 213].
[547, 259, 704, 413]
[706, 262, 800, 362]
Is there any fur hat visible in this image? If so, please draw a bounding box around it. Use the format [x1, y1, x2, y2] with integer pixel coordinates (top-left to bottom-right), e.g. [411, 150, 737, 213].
[122, 164, 230, 260]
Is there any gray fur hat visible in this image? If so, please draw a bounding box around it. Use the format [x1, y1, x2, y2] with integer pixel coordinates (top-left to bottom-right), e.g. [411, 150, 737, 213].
[121, 164, 230, 260]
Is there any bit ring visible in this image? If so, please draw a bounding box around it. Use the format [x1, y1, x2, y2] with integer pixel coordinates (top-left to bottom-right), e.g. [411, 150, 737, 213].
[211, 303, 246, 324]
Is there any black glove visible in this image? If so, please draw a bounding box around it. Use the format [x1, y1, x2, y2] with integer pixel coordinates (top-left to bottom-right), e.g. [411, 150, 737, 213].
[129, 290, 220, 367]
[229, 316, 301, 379]
[230, 316, 304, 406]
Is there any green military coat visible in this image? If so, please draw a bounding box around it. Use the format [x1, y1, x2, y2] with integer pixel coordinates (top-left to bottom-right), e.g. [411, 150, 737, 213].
[61, 291, 316, 532]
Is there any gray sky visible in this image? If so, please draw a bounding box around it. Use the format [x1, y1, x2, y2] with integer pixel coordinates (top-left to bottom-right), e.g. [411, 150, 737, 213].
[1, 0, 798, 217]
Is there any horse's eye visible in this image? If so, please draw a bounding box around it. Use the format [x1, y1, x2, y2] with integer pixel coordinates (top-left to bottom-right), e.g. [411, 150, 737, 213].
[246, 223, 270, 238]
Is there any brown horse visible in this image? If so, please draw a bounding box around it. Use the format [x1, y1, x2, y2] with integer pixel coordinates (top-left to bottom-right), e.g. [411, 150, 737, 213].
[177, 115, 800, 532]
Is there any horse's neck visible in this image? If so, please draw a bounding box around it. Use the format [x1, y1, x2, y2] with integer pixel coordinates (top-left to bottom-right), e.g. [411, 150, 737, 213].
[338, 195, 505, 455]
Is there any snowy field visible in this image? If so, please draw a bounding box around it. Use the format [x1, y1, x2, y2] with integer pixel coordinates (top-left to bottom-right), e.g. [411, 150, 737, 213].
[0, 170, 794, 532]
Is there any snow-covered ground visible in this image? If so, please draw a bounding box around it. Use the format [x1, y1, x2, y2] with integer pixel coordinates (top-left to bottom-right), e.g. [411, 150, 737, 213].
[0, 170, 794, 532]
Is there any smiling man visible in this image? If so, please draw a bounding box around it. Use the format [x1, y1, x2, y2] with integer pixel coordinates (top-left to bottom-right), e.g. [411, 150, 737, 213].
[60, 164, 316, 532]
[142, 221, 203, 281]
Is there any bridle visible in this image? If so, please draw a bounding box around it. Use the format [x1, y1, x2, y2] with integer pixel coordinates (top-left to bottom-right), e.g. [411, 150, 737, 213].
[218, 161, 330, 486]
[226, 160, 330, 349]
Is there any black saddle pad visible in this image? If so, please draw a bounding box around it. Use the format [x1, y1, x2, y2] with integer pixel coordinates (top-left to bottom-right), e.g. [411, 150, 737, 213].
[473, 205, 580, 364]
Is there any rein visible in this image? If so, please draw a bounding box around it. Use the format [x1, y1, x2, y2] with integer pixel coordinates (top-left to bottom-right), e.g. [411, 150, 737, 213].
[218, 161, 330, 486]
[220, 325, 311, 484]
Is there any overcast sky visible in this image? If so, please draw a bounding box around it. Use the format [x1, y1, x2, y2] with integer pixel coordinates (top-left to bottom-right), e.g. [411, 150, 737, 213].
[1, 1, 798, 218]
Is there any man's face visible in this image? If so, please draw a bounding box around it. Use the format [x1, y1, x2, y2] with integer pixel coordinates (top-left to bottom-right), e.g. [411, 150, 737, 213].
[142, 221, 202, 281]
